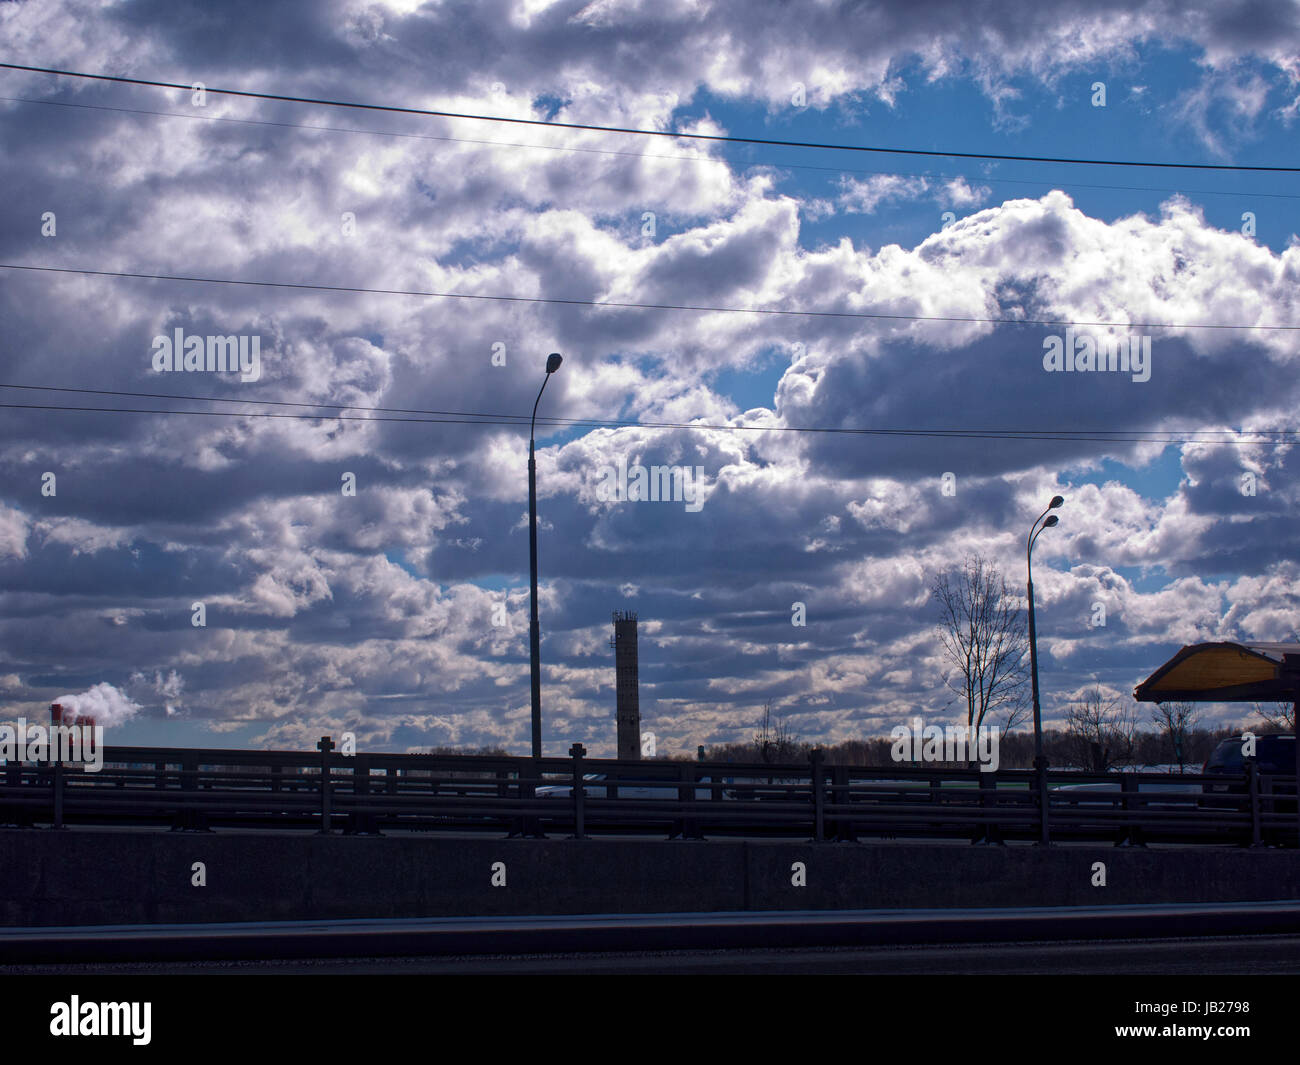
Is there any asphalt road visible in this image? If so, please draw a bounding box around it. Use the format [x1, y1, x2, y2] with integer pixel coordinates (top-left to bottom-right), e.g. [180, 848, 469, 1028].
[6, 934, 1300, 974]
[5, 901, 1300, 973]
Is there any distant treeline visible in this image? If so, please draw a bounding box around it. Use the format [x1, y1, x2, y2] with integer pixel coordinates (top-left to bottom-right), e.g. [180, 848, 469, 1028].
[695, 724, 1271, 771]
[416, 723, 1290, 772]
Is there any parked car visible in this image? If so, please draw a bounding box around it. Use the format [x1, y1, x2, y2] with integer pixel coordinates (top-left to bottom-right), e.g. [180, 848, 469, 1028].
[1201, 733, 1297, 813]
[1050, 778, 1201, 809]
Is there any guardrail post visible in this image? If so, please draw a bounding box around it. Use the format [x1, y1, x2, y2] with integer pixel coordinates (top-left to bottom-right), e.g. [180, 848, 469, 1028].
[974, 771, 1003, 845]
[1260, 774, 1275, 847]
[1036, 760, 1051, 846]
[6, 759, 32, 832]
[171, 756, 199, 831]
[50, 757, 64, 829]
[347, 754, 379, 835]
[569, 743, 586, 839]
[928, 774, 943, 831]
[512, 759, 546, 839]
[810, 748, 825, 842]
[672, 763, 704, 840]
[1247, 758, 1262, 848]
[4, 758, 32, 828]
[709, 764, 724, 806]
[1117, 775, 1144, 847]
[832, 765, 855, 842]
[270, 764, 286, 822]
[317, 735, 334, 834]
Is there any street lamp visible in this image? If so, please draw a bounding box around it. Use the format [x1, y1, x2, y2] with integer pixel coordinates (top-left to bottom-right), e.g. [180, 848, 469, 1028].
[528, 353, 563, 759]
[1027, 494, 1062, 845]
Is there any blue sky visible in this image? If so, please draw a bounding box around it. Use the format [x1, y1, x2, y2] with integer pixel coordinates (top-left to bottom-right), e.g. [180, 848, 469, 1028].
[1, 0, 1299, 755]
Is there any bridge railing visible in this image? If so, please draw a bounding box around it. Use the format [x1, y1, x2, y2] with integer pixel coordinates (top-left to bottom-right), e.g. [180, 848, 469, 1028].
[1, 740, 1295, 846]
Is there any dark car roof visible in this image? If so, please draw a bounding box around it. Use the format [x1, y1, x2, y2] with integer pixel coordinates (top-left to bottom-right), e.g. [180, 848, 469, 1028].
[1207, 734, 1296, 770]
[1211, 734, 1295, 748]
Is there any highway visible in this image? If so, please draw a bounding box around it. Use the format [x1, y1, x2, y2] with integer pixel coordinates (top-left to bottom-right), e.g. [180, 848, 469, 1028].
[9, 935, 1297, 974]
[4, 900, 1300, 972]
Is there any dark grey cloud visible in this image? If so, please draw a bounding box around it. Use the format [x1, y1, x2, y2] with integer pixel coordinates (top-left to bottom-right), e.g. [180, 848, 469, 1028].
[0, 0, 1296, 755]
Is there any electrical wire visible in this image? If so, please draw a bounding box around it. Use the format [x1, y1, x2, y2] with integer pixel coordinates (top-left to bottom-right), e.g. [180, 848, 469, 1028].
[3, 62, 1297, 172]
[4, 93, 1298, 202]
[0, 385, 1295, 446]
[2, 262, 1294, 331]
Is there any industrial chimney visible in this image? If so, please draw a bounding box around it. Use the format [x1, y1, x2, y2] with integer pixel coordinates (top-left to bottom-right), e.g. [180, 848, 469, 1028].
[50, 703, 95, 729]
[611, 611, 640, 760]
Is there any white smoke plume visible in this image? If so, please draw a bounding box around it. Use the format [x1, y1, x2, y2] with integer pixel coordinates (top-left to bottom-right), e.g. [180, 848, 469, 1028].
[53, 683, 142, 728]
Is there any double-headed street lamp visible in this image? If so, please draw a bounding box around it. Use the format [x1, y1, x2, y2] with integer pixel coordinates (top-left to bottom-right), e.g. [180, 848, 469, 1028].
[1027, 494, 1063, 845]
[528, 353, 563, 759]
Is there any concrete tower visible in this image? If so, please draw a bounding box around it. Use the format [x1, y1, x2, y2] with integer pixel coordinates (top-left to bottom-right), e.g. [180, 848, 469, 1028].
[611, 611, 640, 760]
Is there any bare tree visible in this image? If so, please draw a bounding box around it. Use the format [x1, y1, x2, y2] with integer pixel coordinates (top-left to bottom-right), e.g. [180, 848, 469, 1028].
[1251, 700, 1296, 732]
[1063, 686, 1140, 772]
[1149, 700, 1203, 773]
[932, 554, 1030, 741]
[1246, 627, 1300, 733]
[754, 699, 801, 763]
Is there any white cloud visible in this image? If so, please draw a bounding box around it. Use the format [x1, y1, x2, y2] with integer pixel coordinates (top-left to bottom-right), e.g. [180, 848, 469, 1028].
[837, 173, 930, 214]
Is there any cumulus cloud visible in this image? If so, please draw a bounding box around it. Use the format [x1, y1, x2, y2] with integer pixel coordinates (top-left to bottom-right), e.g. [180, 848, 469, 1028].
[838, 174, 931, 214]
[0, 506, 29, 560]
[0, 0, 1296, 755]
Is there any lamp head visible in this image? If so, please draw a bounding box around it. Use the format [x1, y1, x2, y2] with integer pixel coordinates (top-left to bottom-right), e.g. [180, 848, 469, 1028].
[546, 352, 563, 374]
[1042, 515, 1059, 528]
[1049, 495, 1064, 509]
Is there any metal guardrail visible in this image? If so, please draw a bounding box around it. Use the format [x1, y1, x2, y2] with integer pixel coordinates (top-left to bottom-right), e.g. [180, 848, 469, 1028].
[1, 739, 1296, 846]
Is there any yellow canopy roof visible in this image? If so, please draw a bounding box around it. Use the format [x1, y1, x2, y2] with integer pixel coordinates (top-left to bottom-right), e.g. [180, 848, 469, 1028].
[1134, 642, 1300, 703]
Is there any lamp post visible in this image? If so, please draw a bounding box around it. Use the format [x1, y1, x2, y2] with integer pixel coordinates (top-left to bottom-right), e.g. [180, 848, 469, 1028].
[528, 353, 563, 759]
[1027, 494, 1063, 845]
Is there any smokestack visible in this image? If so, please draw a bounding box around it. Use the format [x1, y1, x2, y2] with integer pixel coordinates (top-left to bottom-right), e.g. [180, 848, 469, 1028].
[51, 703, 95, 730]
[611, 611, 640, 760]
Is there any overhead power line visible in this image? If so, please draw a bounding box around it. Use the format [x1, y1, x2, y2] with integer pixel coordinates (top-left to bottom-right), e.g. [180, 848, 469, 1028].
[1, 262, 1294, 331]
[2, 62, 1297, 172]
[1, 384, 1295, 446]
[5, 93, 1299, 202]
[6, 400, 1295, 445]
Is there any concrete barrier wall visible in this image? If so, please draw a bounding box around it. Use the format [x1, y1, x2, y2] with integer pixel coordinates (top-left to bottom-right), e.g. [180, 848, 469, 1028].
[1, 829, 1298, 926]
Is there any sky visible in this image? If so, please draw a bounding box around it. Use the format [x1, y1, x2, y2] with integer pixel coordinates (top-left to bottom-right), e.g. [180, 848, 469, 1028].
[0, 0, 1298, 756]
